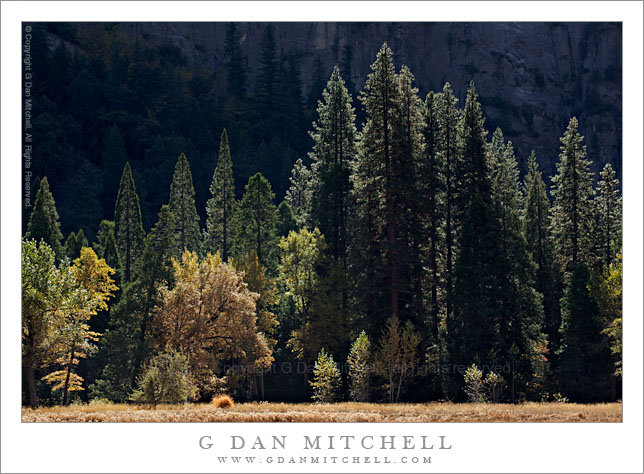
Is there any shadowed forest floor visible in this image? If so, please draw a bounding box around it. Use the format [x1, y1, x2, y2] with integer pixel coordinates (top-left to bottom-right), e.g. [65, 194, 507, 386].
[22, 401, 622, 422]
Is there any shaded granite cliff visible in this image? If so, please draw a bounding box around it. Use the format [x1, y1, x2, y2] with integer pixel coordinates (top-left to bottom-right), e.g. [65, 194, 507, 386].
[111, 22, 621, 181]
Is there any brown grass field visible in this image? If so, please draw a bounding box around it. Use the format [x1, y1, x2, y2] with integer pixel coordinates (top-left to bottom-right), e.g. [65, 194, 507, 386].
[22, 401, 621, 422]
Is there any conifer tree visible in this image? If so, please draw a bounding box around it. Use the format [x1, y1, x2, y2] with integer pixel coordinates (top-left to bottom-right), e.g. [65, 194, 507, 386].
[205, 129, 236, 260]
[64, 229, 88, 260]
[168, 153, 202, 257]
[593, 163, 622, 269]
[550, 117, 595, 275]
[436, 83, 462, 323]
[523, 151, 560, 351]
[235, 173, 278, 268]
[93, 220, 121, 273]
[461, 80, 490, 204]
[347, 330, 371, 402]
[309, 66, 357, 266]
[309, 348, 342, 403]
[276, 201, 297, 237]
[420, 91, 445, 341]
[26, 177, 64, 258]
[557, 263, 612, 402]
[491, 137, 548, 398]
[224, 23, 248, 100]
[114, 162, 145, 283]
[285, 158, 311, 228]
[91, 205, 177, 401]
[255, 24, 279, 135]
[393, 64, 425, 342]
[353, 43, 402, 327]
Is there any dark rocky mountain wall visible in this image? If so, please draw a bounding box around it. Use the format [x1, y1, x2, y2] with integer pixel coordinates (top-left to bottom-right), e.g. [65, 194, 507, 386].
[118, 22, 622, 181]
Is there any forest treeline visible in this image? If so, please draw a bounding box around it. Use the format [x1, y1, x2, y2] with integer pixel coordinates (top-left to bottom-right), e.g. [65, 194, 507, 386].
[22, 34, 622, 407]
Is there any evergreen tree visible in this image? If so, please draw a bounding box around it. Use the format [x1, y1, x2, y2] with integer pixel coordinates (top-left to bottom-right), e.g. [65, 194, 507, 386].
[308, 65, 357, 267]
[224, 23, 248, 100]
[523, 151, 561, 352]
[352, 43, 402, 329]
[436, 83, 462, 324]
[205, 129, 236, 261]
[393, 64, 426, 345]
[93, 220, 121, 273]
[557, 263, 612, 402]
[114, 162, 145, 284]
[254, 23, 279, 136]
[347, 330, 371, 402]
[168, 153, 202, 257]
[64, 228, 88, 260]
[491, 137, 548, 400]
[91, 205, 176, 401]
[284, 158, 311, 228]
[309, 348, 342, 403]
[550, 117, 595, 275]
[235, 173, 278, 268]
[461, 80, 490, 204]
[26, 177, 64, 258]
[276, 201, 297, 237]
[419, 91, 444, 341]
[593, 163, 622, 270]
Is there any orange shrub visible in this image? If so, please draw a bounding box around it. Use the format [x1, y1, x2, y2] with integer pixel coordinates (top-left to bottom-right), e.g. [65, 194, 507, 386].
[212, 395, 234, 408]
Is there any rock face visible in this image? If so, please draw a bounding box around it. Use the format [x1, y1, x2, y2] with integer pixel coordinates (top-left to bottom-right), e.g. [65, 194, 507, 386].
[121, 22, 622, 181]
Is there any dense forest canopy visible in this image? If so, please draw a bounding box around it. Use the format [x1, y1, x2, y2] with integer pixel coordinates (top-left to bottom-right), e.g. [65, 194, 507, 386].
[22, 23, 622, 408]
[22, 22, 621, 241]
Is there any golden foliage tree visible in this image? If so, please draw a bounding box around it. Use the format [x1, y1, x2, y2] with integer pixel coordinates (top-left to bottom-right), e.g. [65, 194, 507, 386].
[375, 316, 420, 403]
[153, 251, 273, 398]
[42, 247, 118, 404]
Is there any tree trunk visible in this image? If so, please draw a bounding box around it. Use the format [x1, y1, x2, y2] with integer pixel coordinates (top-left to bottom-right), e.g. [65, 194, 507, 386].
[26, 364, 38, 409]
[62, 348, 75, 405]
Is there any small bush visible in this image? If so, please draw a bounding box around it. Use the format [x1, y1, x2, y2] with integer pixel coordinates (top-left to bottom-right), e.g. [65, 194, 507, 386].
[212, 394, 234, 408]
[89, 397, 114, 406]
[485, 371, 506, 403]
[130, 352, 196, 409]
[553, 392, 569, 403]
[464, 364, 485, 403]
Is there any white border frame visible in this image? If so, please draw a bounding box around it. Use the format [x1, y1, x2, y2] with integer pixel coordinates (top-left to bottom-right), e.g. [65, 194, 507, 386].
[2, 2, 642, 473]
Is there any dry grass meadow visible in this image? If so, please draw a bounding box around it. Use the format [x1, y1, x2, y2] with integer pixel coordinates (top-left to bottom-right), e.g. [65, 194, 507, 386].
[22, 401, 622, 422]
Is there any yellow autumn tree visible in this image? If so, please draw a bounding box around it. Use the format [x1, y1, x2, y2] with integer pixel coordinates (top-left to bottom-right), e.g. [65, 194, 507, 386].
[153, 251, 273, 398]
[42, 247, 118, 404]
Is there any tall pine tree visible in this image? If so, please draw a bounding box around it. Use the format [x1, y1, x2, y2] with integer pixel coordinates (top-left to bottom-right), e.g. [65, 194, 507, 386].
[284, 158, 311, 228]
[26, 176, 64, 258]
[224, 23, 248, 100]
[593, 163, 621, 270]
[419, 90, 445, 341]
[353, 43, 402, 327]
[114, 162, 145, 284]
[550, 117, 595, 276]
[557, 263, 612, 402]
[436, 83, 462, 324]
[168, 153, 202, 257]
[93, 220, 121, 273]
[205, 129, 236, 260]
[235, 172, 279, 268]
[523, 151, 561, 353]
[308, 65, 357, 266]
